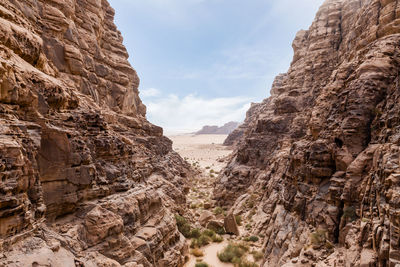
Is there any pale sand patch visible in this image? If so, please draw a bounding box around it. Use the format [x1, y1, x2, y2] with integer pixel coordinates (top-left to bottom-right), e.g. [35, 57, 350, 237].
[168, 134, 232, 172]
[184, 240, 233, 267]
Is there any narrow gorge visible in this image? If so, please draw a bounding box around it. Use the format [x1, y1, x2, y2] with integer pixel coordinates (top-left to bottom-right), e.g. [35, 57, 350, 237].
[2, 0, 400, 266]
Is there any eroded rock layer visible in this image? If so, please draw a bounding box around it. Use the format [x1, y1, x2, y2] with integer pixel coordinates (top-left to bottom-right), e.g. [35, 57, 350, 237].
[0, 0, 190, 266]
[216, 0, 400, 266]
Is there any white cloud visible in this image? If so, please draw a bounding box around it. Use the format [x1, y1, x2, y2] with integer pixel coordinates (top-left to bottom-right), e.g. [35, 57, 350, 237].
[143, 92, 252, 134]
[140, 88, 161, 98]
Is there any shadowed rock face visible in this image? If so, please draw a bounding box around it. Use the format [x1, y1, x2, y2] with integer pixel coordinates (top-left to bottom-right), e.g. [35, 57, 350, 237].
[215, 0, 400, 266]
[0, 0, 190, 266]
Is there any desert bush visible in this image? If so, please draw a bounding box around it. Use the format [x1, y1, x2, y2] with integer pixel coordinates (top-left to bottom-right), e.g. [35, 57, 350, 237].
[244, 236, 259, 242]
[195, 263, 209, 267]
[191, 228, 201, 239]
[235, 215, 243, 226]
[251, 250, 263, 261]
[310, 228, 327, 248]
[175, 215, 192, 238]
[238, 260, 258, 267]
[191, 248, 204, 257]
[191, 234, 212, 248]
[202, 229, 216, 238]
[214, 206, 224, 215]
[212, 234, 224, 243]
[217, 243, 249, 263]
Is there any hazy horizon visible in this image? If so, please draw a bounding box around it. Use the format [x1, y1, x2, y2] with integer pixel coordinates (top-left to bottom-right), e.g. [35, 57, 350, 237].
[109, 0, 325, 133]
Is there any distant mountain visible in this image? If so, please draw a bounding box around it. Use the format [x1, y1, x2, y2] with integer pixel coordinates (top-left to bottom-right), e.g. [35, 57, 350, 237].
[195, 121, 240, 135]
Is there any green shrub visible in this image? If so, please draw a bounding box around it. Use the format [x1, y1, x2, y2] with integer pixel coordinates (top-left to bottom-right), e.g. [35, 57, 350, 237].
[202, 229, 216, 238]
[191, 248, 204, 257]
[251, 250, 263, 261]
[175, 215, 192, 238]
[212, 234, 224, 243]
[192, 235, 211, 248]
[214, 207, 224, 215]
[235, 215, 243, 226]
[238, 260, 258, 267]
[195, 263, 209, 267]
[310, 228, 327, 248]
[244, 236, 259, 242]
[191, 228, 201, 239]
[217, 243, 248, 263]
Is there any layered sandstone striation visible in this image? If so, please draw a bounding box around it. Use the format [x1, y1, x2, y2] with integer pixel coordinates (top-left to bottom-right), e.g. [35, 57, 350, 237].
[215, 0, 400, 266]
[0, 0, 190, 266]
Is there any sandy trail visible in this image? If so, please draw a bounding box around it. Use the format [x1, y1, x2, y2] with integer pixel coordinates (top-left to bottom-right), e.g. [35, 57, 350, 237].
[169, 134, 262, 267]
[184, 240, 234, 267]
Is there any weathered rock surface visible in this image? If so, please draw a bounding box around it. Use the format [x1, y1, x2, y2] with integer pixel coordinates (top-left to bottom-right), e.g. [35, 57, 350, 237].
[224, 213, 239, 236]
[0, 0, 190, 266]
[215, 0, 400, 266]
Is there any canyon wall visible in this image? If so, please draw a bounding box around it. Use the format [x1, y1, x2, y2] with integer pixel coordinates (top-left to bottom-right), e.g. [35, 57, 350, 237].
[216, 0, 400, 266]
[0, 0, 190, 266]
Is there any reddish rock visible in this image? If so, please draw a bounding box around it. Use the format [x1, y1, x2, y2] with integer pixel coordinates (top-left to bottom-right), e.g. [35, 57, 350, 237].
[224, 213, 239, 236]
[216, 0, 400, 266]
[0, 0, 190, 266]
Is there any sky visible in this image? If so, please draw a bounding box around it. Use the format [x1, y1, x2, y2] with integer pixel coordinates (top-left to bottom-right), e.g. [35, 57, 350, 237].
[109, 0, 325, 134]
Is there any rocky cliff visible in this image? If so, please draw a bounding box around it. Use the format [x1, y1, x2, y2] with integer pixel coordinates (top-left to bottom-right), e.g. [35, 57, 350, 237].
[215, 0, 400, 266]
[0, 0, 190, 266]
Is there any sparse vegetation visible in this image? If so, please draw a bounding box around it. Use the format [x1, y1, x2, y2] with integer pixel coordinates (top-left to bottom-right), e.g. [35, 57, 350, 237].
[175, 214, 192, 238]
[191, 229, 224, 248]
[235, 215, 242, 226]
[195, 263, 209, 267]
[191, 248, 204, 257]
[244, 236, 259, 242]
[217, 243, 249, 263]
[251, 250, 263, 261]
[245, 223, 252, 231]
[190, 228, 201, 239]
[310, 228, 327, 249]
[213, 206, 224, 216]
[207, 223, 225, 235]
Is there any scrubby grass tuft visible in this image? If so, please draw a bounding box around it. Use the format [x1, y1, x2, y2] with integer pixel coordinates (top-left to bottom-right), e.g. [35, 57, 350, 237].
[251, 250, 264, 261]
[175, 214, 192, 238]
[217, 243, 249, 263]
[191, 248, 204, 257]
[244, 236, 259, 242]
[235, 215, 243, 226]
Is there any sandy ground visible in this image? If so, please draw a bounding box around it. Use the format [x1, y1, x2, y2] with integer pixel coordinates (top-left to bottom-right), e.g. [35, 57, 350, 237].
[170, 134, 262, 267]
[168, 134, 232, 172]
[184, 240, 233, 267]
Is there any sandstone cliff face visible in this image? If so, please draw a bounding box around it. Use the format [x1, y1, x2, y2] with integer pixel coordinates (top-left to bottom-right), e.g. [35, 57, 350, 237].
[215, 0, 400, 266]
[0, 0, 190, 266]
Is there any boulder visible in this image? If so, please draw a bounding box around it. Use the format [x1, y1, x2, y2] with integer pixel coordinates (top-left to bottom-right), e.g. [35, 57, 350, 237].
[199, 211, 215, 227]
[224, 213, 239, 235]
